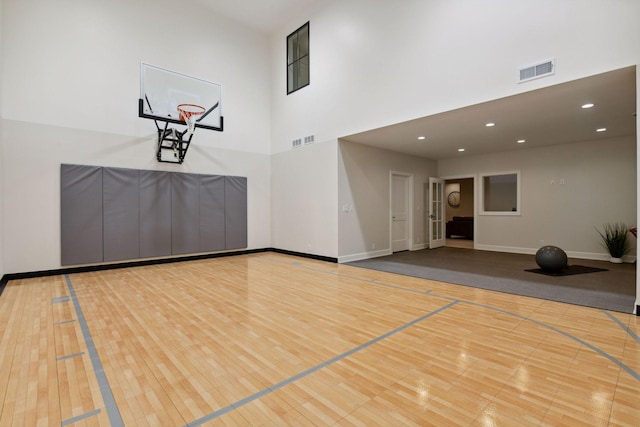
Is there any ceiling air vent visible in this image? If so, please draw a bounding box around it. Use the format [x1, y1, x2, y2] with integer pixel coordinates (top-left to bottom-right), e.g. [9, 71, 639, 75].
[519, 59, 555, 83]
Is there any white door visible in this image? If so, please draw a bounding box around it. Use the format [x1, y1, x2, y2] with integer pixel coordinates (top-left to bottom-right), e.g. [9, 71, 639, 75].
[429, 177, 445, 249]
[391, 174, 410, 252]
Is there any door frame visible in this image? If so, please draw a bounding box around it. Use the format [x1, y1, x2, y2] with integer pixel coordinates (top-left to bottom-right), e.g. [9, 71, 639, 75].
[389, 171, 414, 252]
[428, 177, 446, 249]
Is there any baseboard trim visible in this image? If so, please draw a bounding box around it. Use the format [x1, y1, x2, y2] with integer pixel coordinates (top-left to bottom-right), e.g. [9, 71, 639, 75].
[0, 276, 8, 298]
[0, 248, 341, 297]
[473, 244, 636, 263]
[338, 249, 392, 264]
[269, 248, 338, 263]
[412, 243, 428, 251]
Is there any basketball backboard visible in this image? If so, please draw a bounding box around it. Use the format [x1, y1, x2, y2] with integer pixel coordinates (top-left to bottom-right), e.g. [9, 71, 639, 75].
[139, 63, 223, 131]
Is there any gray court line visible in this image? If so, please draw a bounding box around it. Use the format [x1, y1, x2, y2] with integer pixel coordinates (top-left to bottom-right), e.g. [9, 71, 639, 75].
[61, 408, 102, 426]
[602, 310, 640, 345]
[65, 275, 124, 427]
[184, 300, 460, 426]
[266, 256, 435, 296]
[56, 351, 85, 361]
[54, 319, 77, 326]
[365, 277, 433, 295]
[460, 300, 640, 382]
[279, 258, 639, 381]
[52, 296, 70, 303]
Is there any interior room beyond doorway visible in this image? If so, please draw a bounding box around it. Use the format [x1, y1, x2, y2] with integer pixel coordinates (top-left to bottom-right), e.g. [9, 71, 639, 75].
[445, 177, 474, 249]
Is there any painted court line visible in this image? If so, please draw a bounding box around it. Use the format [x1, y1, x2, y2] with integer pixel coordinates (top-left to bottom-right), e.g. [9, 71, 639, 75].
[266, 256, 436, 296]
[283, 257, 640, 382]
[61, 408, 102, 426]
[462, 300, 640, 382]
[280, 257, 639, 382]
[65, 275, 124, 427]
[56, 352, 85, 361]
[52, 296, 70, 303]
[185, 300, 460, 426]
[602, 310, 640, 345]
[54, 319, 77, 326]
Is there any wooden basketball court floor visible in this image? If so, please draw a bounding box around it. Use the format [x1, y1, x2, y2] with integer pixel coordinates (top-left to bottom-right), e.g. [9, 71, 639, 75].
[0, 252, 638, 426]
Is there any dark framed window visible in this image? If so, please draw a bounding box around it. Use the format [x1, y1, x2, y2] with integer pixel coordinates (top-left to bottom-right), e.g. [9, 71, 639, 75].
[287, 22, 309, 94]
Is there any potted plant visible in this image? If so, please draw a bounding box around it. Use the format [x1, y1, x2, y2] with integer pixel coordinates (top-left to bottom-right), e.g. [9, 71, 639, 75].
[596, 222, 630, 263]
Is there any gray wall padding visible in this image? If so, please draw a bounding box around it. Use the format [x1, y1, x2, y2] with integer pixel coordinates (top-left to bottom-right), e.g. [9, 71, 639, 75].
[61, 165, 104, 265]
[103, 167, 140, 262]
[225, 176, 248, 249]
[171, 173, 201, 255]
[60, 165, 247, 265]
[200, 175, 226, 252]
[140, 171, 172, 258]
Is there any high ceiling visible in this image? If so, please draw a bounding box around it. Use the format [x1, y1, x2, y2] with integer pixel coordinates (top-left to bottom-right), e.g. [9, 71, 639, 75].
[194, 0, 325, 34]
[192, 1, 636, 159]
[342, 67, 637, 160]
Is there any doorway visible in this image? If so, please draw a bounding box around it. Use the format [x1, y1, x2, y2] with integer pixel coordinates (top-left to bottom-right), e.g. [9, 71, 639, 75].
[444, 177, 475, 249]
[390, 172, 413, 252]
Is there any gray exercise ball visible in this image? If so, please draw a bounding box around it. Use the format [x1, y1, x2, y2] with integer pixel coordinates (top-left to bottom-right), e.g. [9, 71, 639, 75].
[535, 245, 568, 272]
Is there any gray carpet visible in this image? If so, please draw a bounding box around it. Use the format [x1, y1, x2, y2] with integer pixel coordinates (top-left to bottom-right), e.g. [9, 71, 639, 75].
[347, 247, 636, 314]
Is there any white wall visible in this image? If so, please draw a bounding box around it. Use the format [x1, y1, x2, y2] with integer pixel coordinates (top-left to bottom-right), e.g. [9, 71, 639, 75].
[2, 0, 640, 313]
[439, 136, 637, 259]
[2, 0, 271, 152]
[338, 140, 437, 262]
[0, 0, 272, 274]
[270, 0, 640, 152]
[0, 0, 4, 279]
[636, 69, 640, 314]
[269, 0, 640, 255]
[269, 0, 640, 307]
[271, 140, 338, 257]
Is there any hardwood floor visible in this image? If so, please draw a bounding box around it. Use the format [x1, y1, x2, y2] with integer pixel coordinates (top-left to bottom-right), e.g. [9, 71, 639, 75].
[446, 238, 474, 249]
[1, 252, 639, 426]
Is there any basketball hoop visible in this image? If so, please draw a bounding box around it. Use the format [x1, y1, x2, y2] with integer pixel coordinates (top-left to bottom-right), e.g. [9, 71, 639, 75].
[177, 103, 206, 137]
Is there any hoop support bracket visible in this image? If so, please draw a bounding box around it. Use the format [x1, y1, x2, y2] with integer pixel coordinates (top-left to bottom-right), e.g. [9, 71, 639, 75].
[154, 120, 193, 164]
[138, 99, 224, 164]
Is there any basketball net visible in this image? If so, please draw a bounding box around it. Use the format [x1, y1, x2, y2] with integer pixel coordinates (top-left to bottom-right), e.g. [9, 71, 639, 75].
[177, 104, 205, 138]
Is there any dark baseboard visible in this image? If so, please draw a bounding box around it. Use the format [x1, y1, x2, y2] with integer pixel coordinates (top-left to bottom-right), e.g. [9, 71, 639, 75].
[269, 248, 338, 263]
[0, 276, 8, 297]
[0, 248, 337, 296]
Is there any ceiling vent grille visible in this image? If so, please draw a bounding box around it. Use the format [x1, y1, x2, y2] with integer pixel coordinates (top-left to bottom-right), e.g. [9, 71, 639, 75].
[519, 59, 555, 83]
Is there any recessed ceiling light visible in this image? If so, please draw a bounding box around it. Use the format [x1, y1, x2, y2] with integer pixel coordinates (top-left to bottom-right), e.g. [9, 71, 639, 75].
[418, 136, 426, 140]
[596, 127, 607, 132]
[458, 148, 465, 152]
[517, 139, 525, 143]
[581, 103, 595, 109]
[485, 122, 495, 127]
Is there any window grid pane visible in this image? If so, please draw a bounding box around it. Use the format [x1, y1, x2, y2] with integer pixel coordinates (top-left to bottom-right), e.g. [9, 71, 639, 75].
[287, 22, 309, 94]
